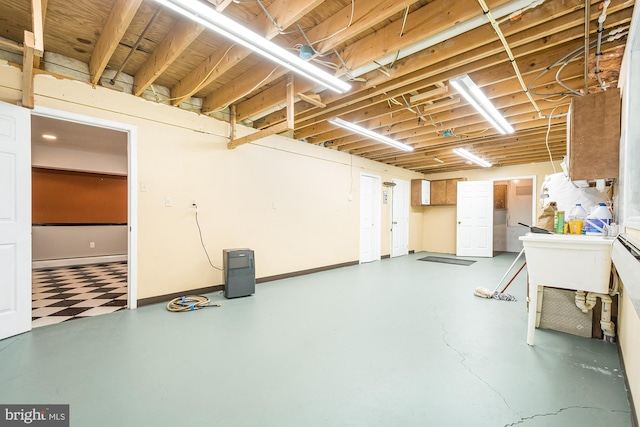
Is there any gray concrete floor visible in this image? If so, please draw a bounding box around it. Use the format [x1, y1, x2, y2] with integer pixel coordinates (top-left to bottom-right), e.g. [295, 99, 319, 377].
[0, 252, 632, 426]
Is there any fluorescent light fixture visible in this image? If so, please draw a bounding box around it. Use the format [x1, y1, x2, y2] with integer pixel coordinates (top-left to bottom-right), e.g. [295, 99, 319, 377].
[154, 0, 351, 94]
[328, 118, 414, 152]
[449, 75, 514, 134]
[452, 147, 492, 167]
[433, 157, 444, 164]
[42, 134, 57, 140]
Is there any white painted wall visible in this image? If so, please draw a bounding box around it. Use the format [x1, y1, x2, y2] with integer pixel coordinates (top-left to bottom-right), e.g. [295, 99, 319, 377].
[32, 144, 127, 175]
[32, 225, 127, 260]
[616, 8, 640, 416]
[0, 64, 425, 299]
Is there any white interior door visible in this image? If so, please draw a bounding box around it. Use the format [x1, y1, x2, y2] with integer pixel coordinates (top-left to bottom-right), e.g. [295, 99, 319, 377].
[0, 102, 32, 340]
[457, 180, 493, 257]
[391, 178, 409, 257]
[360, 173, 381, 263]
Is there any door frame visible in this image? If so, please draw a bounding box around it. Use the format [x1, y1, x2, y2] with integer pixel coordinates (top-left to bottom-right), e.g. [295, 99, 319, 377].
[490, 174, 537, 229]
[32, 106, 139, 309]
[359, 172, 381, 263]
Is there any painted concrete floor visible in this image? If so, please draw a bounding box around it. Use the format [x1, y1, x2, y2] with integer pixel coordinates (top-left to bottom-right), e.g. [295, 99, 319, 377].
[0, 252, 632, 426]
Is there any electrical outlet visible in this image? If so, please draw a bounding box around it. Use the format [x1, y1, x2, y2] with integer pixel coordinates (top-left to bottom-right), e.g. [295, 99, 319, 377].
[190, 199, 197, 207]
[89, 242, 95, 248]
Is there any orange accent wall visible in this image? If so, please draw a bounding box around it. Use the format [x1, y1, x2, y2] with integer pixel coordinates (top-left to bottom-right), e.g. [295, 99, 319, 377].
[32, 168, 127, 224]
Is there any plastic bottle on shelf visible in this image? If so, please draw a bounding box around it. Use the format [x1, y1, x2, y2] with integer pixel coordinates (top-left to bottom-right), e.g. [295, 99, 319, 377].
[568, 203, 588, 235]
[554, 210, 565, 234]
[585, 203, 612, 235]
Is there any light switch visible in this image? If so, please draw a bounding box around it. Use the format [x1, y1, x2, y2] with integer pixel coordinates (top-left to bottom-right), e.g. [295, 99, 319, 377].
[165, 196, 173, 207]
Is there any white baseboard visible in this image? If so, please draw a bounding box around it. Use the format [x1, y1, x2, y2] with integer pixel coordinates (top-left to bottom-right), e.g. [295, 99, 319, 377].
[33, 255, 128, 270]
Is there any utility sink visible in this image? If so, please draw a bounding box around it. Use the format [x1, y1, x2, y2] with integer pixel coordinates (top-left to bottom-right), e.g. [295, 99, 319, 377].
[519, 233, 615, 345]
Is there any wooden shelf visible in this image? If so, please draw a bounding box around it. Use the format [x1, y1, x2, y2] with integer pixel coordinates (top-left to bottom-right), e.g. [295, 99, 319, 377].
[429, 178, 466, 206]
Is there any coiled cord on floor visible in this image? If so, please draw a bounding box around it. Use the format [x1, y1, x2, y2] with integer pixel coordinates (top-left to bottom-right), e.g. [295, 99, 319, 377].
[166, 295, 221, 312]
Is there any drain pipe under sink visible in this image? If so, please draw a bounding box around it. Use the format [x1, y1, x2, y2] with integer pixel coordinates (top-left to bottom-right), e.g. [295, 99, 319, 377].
[575, 291, 616, 342]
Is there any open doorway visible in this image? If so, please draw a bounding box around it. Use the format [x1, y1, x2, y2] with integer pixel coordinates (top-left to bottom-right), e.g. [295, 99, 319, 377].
[30, 112, 135, 327]
[493, 177, 535, 253]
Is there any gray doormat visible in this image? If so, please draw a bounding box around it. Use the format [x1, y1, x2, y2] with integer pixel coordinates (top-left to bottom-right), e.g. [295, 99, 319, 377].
[417, 256, 476, 266]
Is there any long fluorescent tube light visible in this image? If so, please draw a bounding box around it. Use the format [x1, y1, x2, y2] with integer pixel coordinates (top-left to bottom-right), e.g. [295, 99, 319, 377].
[154, 0, 351, 94]
[449, 75, 514, 134]
[328, 118, 414, 152]
[452, 147, 492, 167]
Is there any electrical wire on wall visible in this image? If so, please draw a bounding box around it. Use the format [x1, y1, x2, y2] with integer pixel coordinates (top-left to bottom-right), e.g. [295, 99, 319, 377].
[164, 203, 226, 313]
[544, 106, 560, 173]
[193, 203, 223, 271]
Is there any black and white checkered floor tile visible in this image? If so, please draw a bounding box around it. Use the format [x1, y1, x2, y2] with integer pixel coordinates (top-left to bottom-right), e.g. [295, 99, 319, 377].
[32, 262, 128, 328]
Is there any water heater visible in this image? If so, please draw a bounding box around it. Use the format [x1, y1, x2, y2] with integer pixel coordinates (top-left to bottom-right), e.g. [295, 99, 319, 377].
[223, 249, 255, 298]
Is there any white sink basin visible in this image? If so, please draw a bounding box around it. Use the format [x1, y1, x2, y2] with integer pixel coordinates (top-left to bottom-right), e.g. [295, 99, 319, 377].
[519, 233, 614, 345]
[520, 233, 614, 293]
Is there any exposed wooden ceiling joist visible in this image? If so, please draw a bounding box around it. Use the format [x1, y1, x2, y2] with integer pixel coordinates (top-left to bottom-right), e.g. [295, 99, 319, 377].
[0, 0, 634, 173]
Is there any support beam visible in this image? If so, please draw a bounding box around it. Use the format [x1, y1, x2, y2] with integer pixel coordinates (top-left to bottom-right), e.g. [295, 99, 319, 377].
[133, 18, 205, 96]
[409, 85, 448, 104]
[31, 0, 45, 68]
[0, 38, 23, 52]
[172, 0, 324, 107]
[228, 121, 291, 149]
[22, 31, 36, 109]
[229, 81, 296, 149]
[208, 0, 417, 117]
[250, 0, 630, 128]
[31, 0, 44, 55]
[286, 76, 295, 129]
[298, 93, 326, 109]
[90, 0, 143, 85]
[230, 105, 237, 141]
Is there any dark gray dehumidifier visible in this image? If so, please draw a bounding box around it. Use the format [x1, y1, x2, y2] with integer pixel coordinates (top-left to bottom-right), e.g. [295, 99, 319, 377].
[223, 249, 255, 298]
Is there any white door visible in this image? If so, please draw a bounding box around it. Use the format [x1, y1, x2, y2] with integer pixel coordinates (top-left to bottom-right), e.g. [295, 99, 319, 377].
[391, 178, 409, 257]
[456, 180, 493, 257]
[0, 102, 32, 340]
[359, 173, 381, 263]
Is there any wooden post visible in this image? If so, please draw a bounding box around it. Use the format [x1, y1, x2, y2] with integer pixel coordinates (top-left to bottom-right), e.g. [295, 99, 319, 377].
[32, 0, 45, 68]
[286, 75, 294, 129]
[22, 31, 36, 109]
[227, 76, 294, 149]
[229, 104, 237, 141]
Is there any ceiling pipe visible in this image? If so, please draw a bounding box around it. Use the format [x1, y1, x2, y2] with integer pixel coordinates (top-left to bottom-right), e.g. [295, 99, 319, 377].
[110, 7, 162, 85]
[584, 0, 590, 94]
[348, 0, 545, 79]
[247, 0, 545, 122]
